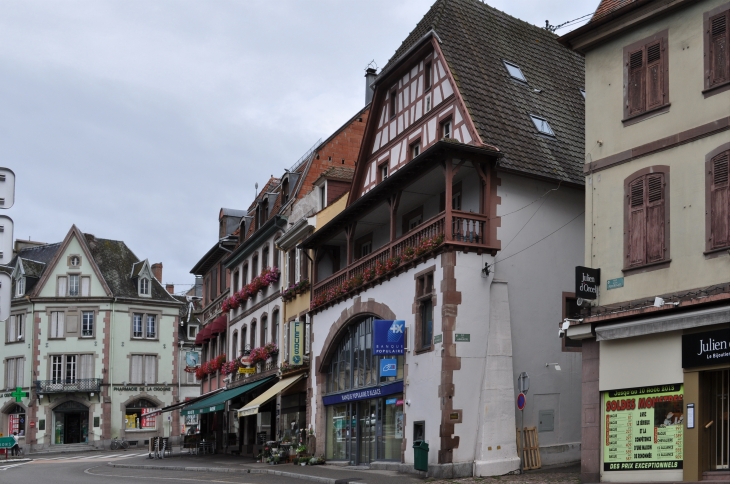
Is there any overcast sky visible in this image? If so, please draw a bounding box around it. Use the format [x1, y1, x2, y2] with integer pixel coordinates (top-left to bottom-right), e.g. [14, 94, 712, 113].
[1, 0, 593, 293]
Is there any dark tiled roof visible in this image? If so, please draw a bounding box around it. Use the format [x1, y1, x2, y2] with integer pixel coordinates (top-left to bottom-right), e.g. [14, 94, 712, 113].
[381, 0, 585, 185]
[321, 167, 355, 181]
[591, 0, 636, 22]
[131, 260, 145, 277]
[85, 235, 176, 301]
[19, 258, 46, 278]
[12, 243, 61, 294]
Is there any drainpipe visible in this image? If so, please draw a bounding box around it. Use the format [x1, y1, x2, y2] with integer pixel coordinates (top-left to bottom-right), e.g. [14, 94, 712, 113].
[109, 297, 116, 443]
[26, 296, 34, 449]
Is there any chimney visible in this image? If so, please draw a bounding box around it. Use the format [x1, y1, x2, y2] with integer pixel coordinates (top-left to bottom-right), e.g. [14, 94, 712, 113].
[365, 67, 377, 105]
[151, 263, 163, 282]
[166, 283, 175, 294]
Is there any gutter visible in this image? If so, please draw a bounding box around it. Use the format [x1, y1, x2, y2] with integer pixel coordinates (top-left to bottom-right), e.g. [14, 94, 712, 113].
[223, 216, 288, 269]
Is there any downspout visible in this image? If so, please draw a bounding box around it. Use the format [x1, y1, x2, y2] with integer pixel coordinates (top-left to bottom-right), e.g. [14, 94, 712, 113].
[110, 297, 116, 441]
[26, 296, 34, 449]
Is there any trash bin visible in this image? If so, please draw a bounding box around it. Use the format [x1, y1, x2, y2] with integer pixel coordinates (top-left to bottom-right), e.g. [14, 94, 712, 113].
[412, 440, 429, 472]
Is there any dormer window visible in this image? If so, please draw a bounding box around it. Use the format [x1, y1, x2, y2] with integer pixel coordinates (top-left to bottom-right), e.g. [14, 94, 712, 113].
[530, 115, 555, 136]
[140, 277, 150, 296]
[503, 61, 526, 82]
[16, 277, 24, 297]
[441, 120, 452, 139]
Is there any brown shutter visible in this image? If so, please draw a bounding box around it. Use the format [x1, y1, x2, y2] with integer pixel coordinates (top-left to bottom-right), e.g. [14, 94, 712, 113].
[645, 174, 665, 262]
[710, 12, 729, 87]
[628, 49, 645, 115]
[288, 250, 296, 285]
[645, 42, 664, 109]
[711, 152, 730, 249]
[300, 249, 309, 281]
[211, 267, 218, 297]
[628, 177, 647, 266]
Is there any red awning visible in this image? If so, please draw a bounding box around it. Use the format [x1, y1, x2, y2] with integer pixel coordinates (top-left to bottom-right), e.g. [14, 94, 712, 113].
[209, 316, 228, 335]
[195, 325, 211, 345]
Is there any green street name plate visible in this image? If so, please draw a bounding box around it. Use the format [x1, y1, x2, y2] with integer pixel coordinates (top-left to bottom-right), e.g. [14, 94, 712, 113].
[455, 333, 470, 342]
[607, 278, 624, 290]
[434, 334, 442, 344]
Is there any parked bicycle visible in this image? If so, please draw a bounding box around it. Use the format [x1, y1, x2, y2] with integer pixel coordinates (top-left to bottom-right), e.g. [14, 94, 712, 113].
[110, 436, 129, 450]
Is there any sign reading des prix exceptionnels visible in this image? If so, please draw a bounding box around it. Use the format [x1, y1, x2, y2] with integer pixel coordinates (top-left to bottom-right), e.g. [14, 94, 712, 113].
[603, 384, 684, 472]
[575, 266, 600, 300]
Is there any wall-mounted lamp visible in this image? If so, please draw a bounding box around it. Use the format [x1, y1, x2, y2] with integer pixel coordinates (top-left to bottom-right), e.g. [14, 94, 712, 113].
[481, 263, 491, 278]
[545, 363, 561, 371]
[654, 297, 680, 308]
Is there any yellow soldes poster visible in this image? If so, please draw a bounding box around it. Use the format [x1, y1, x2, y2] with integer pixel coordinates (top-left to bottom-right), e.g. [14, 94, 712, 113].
[603, 384, 684, 472]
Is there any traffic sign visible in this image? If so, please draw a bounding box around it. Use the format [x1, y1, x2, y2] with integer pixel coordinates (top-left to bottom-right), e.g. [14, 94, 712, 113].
[517, 392, 526, 411]
[517, 372, 530, 394]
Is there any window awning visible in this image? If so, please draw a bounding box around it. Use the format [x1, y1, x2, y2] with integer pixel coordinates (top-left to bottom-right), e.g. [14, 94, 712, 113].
[238, 374, 304, 417]
[144, 387, 225, 417]
[209, 316, 228, 335]
[195, 325, 212, 345]
[181, 377, 274, 416]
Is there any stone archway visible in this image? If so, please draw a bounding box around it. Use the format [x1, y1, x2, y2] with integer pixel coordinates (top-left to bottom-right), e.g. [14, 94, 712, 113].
[49, 399, 91, 445]
[312, 296, 396, 457]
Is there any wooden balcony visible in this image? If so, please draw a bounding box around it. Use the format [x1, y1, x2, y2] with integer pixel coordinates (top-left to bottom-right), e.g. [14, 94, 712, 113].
[311, 210, 496, 311]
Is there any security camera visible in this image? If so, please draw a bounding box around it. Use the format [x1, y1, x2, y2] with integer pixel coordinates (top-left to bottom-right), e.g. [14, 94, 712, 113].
[559, 328, 566, 338]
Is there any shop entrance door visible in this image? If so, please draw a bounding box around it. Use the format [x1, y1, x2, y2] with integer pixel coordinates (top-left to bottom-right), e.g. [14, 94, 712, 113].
[709, 369, 730, 469]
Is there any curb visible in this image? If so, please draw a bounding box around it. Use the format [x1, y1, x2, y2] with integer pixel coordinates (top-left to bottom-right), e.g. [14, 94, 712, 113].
[107, 462, 360, 484]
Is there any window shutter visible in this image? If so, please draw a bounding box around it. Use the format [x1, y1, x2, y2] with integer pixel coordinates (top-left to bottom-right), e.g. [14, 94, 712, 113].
[7, 359, 16, 389]
[288, 251, 296, 285]
[646, 42, 664, 109]
[81, 277, 90, 297]
[5, 317, 10, 343]
[628, 49, 646, 115]
[144, 355, 156, 384]
[131, 355, 143, 384]
[710, 12, 729, 87]
[58, 277, 67, 297]
[79, 355, 93, 380]
[646, 174, 666, 262]
[711, 152, 730, 249]
[300, 248, 309, 281]
[16, 358, 24, 388]
[8, 315, 15, 343]
[628, 177, 647, 266]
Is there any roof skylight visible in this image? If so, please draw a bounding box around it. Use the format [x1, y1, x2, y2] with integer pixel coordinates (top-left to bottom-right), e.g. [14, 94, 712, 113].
[530, 115, 555, 136]
[503, 61, 526, 82]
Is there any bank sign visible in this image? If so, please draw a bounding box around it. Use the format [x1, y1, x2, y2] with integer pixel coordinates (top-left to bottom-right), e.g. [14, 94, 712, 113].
[682, 328, 730, 368]
[289, 320, 303, 365]
[373, 320, 405, 355]
[575, 266, 600, 299]
[603, 384, 683, 472]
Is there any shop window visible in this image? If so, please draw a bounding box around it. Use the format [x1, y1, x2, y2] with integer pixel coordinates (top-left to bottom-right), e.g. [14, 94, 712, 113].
[414, 268, 436, 353]
[125, 398, 158, 430]
[561, 292, 582, 352]
[6, 405, 25, 437]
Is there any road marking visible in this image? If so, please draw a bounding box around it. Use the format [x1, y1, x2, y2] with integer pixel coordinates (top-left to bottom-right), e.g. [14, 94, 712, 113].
[84, 465, 257, 483]
[0, 462, 31, 471]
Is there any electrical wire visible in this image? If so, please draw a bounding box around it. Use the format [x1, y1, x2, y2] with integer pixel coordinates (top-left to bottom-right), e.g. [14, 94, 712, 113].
[499, 181, 562, 218]
[494, 210, 584, 267]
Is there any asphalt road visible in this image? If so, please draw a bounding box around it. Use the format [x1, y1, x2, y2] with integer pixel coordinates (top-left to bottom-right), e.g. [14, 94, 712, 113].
[0, 452, 314, 484]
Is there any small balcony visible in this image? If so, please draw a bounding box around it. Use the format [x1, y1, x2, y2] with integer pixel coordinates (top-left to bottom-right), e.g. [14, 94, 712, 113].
[35, 378, 102, 393]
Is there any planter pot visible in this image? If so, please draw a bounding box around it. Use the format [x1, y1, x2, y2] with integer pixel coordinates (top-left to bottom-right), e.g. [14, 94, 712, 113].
[300, 463, 306, 466]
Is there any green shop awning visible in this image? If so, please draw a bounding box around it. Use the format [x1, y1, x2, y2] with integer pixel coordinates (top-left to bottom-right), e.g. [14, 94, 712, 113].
[181, 377, 274, 416]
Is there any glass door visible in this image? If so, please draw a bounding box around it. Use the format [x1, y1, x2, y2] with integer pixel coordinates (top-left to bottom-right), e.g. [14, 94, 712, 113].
[710, 369, 730, 469]
[357, 399, 377, 464]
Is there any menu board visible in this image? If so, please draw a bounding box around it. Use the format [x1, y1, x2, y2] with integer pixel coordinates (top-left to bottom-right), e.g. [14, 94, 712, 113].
[603, 384, 684, 471]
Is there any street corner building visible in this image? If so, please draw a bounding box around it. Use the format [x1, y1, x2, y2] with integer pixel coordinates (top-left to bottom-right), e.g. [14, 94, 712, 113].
[559, 0, 730, 481]
[3, 225, 184, 452]
[301, 0, 587, 478]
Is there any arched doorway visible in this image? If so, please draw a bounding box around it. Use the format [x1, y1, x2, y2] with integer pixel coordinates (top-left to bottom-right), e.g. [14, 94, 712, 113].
[321, 316, 404, 464]
[52, 401, 89, 444]
[4, 404, 26, 437]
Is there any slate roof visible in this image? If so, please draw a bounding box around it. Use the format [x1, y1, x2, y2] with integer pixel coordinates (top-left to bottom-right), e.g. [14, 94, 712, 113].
[380, 0, 585, 185]
[9, 243, 61, 294]
[84, 235, 176, 301]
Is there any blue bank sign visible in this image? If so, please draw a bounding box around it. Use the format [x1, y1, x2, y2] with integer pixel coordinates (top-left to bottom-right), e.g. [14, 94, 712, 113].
[380, 358, 397, 377]
[373, 320, 405, 355]
[322, 381, 404, 406]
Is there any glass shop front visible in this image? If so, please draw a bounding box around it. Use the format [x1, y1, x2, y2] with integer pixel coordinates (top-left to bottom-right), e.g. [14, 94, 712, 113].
[323, 317, 404, 464]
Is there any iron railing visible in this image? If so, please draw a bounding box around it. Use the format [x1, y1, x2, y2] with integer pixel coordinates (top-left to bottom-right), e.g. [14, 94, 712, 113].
[35, 378, 102, 393]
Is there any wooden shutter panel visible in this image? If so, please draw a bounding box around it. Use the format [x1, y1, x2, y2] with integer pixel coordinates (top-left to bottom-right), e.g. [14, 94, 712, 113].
[628, 177, 647, 266]
[646, 174, 666, 262]
[628, 49, 646, 115]
[79, 355, 93, 380]
[57, 277, 67, 297]
[711, 152, 730, 249]
[646, 42, 664, 109]
[131, 355, 143, 384]
[144, 355, 156, 384]
[710, 12, 729, 87]
[81, 277, 90, 297]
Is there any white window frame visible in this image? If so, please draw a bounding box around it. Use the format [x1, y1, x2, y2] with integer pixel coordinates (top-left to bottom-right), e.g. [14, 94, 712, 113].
[442, 120, 452, 139]
[51, 355, 63, 383]
[68, 274, 80, 296]
[503, 61, 527, 82]
[380, 164, 388, 182]
[187, 325, 199, 340]
[81, 311, 94, 338]
[530, 115, 555, 136]
[146, 315, 157, 339]
[139, 277, 150, 296]
[50, 311, 65, 339]
[16, 277, 24, 297]
[133, 314, 143, 338]
[15, 314, 24, 342]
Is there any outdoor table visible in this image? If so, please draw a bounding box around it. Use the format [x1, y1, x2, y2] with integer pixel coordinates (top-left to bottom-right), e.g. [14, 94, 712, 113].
[198, 441, 215, 455]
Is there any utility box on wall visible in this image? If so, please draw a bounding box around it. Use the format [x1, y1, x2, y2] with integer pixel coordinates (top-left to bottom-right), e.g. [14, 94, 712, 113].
[538, 409, 554, 432]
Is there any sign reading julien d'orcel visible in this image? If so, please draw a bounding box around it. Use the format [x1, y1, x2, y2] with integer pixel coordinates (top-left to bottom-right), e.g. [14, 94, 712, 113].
[575, 266, 600, 300]
[683, 328, 730, 368]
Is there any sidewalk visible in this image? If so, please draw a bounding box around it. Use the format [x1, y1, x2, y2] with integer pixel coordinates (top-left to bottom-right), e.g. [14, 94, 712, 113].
[108, 452, 581, 484]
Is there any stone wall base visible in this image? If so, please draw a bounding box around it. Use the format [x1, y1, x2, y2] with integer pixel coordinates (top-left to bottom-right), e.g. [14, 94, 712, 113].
[474, 456, 520, 477]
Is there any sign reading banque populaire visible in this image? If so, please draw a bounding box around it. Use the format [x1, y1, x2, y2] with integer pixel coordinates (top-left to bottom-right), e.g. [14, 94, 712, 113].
[373, 320, 405, 355]
[682, 328, 730, 368]
[603, 384, 683, 472]
[575, 266, 600, 300]
[322, 381, 403, 406]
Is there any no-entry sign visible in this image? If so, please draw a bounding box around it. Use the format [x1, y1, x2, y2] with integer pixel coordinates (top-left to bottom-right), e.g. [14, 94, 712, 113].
[517, 392, 526, 411]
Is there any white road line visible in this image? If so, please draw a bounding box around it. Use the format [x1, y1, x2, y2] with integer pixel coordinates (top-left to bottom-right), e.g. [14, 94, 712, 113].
[0, 462, 31, 471]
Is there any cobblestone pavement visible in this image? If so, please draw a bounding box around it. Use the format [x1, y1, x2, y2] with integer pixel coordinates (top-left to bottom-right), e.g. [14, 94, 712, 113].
[426, 465, 580, 484]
